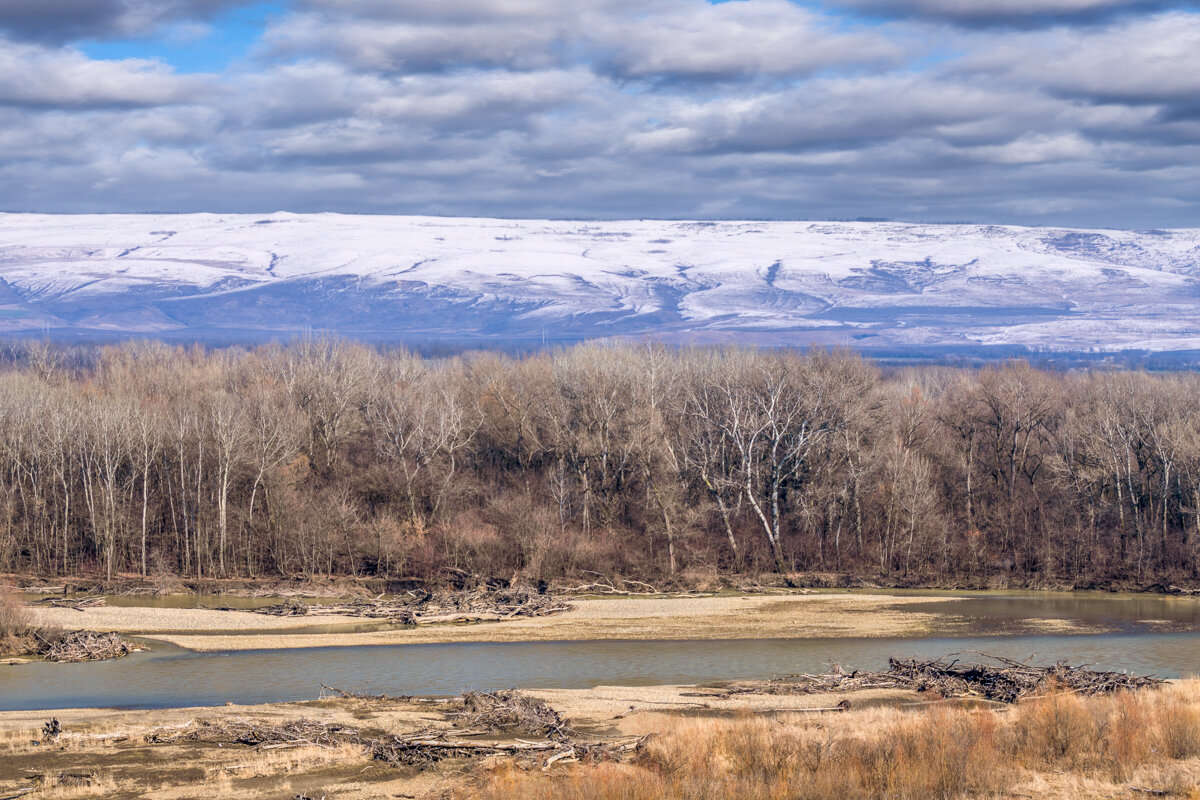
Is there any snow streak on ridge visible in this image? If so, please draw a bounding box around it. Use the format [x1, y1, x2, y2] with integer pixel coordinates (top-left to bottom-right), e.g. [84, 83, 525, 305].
[0, 213, 1197, 352]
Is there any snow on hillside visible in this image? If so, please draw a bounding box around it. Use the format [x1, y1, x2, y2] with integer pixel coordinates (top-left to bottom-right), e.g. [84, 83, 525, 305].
[0, 213, 1197, 351]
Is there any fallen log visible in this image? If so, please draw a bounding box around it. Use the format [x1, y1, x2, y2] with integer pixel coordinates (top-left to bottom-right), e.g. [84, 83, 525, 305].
[371, 732, 649, 767]
[32, 596, 107, 611]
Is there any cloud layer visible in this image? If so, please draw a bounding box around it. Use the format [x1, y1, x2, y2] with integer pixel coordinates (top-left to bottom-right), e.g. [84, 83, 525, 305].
[0, 0, 1197, 226]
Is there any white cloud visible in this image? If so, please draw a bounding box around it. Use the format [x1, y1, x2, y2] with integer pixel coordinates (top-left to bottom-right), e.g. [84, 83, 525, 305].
[0, 41, 207, 107]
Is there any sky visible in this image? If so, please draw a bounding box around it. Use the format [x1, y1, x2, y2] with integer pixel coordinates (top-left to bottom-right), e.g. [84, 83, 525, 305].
[0, 0, 1198, 227]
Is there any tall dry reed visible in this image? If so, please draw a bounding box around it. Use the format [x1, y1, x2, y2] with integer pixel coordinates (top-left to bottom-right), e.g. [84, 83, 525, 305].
[457, 683, 1200, 800]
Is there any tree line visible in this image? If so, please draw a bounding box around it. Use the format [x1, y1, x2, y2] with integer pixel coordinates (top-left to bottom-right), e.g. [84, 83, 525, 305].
[0, 339, 1197, 586]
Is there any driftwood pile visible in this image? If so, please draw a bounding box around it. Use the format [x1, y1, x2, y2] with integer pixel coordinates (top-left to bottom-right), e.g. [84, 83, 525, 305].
[146, 718, 358, 749]
[370, 729, 647, 768]
[31, 596, 107, 611]
[33, 630, 139, 663]
[143, 691, 648, 772]
[242, 586, 572, 626]
[449, 690, 574, 739]
[885, 655, 1164, 702]
[686, 655, 1164, 704]
[376, 690, 648, 768]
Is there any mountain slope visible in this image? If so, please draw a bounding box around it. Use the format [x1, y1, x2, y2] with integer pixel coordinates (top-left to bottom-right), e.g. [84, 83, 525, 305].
[0, 213, 1197, 351]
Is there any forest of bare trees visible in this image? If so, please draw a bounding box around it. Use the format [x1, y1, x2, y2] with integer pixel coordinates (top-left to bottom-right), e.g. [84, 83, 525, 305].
[0, 338, 1197, 588]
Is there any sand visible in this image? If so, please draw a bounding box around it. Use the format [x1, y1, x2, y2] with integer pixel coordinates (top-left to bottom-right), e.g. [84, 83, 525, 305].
[31, 605, 366, 633]
[29, 592, 976, 652]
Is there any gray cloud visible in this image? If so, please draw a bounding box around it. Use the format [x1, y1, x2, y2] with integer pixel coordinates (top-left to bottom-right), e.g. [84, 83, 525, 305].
[959, 12, 1200, 105]
[267, 0, 901, 80]
[829, 0, 1198, 27]
[0, 0, 252, 43]
[0, 0, 1198, 228]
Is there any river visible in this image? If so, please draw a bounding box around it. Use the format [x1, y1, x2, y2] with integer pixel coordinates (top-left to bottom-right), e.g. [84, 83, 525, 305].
[3, 591, 1198, 711]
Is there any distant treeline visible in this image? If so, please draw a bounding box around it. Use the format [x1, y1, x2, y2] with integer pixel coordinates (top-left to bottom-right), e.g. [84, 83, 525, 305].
[0, 339, 1197, 586]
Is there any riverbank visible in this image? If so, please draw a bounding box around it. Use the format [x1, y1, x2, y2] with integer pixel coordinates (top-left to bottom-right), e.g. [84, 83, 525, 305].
[1, 681, 1197, 800]
[25, 592, 1112, 653]
[10, 571, 1200, 599]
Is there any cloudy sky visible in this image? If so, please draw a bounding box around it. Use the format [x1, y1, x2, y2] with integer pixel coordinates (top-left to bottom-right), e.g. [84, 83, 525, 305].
[0, 0, 1197, 227]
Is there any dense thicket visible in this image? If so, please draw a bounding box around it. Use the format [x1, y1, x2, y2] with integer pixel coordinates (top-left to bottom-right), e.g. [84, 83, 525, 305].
[0, 339, 1197, 586]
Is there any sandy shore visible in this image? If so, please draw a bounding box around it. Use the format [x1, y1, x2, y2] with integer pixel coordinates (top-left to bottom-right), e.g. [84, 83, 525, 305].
[29, 593, 965, 651]
[32, 605, 366, 633]
[26, 592, 1103, 653]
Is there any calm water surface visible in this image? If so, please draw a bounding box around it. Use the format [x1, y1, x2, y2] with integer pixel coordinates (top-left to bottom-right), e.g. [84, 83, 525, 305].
[3, 592, 1198, 712]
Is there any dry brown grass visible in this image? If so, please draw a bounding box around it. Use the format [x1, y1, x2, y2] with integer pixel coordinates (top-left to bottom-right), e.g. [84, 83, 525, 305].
[457, 681, 1200, 800]
[1010, 683, 1200, 782]
[0, 584, 32, 641]
[203, 742, 367, 781]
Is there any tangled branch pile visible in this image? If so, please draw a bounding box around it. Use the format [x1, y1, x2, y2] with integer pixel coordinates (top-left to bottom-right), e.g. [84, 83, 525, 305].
[370, 730, 648, 768]
[243, 586, 571, 626]
[142, 692, 647, 772]
[448, 690, 573, 739]
[33, 630, 140, 662]
[687, 655, 1164, 704]
[32, 596, 108, 611]
[885, 655, 1164, 702]
[146, 718, 358, 749]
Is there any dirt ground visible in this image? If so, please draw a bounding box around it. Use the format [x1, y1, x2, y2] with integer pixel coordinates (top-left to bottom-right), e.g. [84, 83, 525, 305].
[28, 592, 1100, 652]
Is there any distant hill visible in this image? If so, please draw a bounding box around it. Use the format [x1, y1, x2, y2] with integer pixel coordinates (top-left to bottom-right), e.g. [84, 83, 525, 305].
[0, 213, 1197, 354]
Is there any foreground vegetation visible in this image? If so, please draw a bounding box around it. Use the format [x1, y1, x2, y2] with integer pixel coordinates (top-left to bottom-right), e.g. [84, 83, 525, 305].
[1, 682, 1197, 800]
[461, 684, 1200, 800]
[1, 339, 1199, 588]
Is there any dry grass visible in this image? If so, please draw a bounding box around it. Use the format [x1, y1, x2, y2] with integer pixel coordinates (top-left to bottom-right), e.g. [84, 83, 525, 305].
[203, 742, 367, 781]
[34, 772, 120, 799]
[457, 681, 1200, 800]
[0, 584, 33, 642]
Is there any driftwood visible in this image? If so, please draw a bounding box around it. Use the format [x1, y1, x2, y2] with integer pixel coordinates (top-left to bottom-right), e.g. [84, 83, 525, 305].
[320, 684, 411, 702]
[370, 731, 649, 767]
[448, 690, 573, 739]
[237, 586, 570, 626]
[0, 788, 37, 800]
[884, 655, 1163, 703]
[144, 691, 647, 772]
[146, 718, 358, 749]
[22, 771, 99, 788]
[31, 596, 107, 611]
[32, 630, 141, 663]
[683, 655, 1164, 704]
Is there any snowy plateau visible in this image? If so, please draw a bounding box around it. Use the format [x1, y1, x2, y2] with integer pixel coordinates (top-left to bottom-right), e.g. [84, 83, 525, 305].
[0, 213, 1198, 354]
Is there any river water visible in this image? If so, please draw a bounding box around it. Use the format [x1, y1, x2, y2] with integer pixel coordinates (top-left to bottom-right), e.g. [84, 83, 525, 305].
[3, 592, 1198, 712]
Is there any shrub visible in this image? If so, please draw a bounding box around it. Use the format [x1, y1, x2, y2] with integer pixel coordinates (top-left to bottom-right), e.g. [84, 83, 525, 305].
[1157, 700, 1200, 759]
[0, 585, 31, 636]
[1011, 690, 1094, 766]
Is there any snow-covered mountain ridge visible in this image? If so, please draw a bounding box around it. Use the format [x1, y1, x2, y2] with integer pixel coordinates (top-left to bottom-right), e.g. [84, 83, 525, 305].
[1, 213, 1197, 352]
